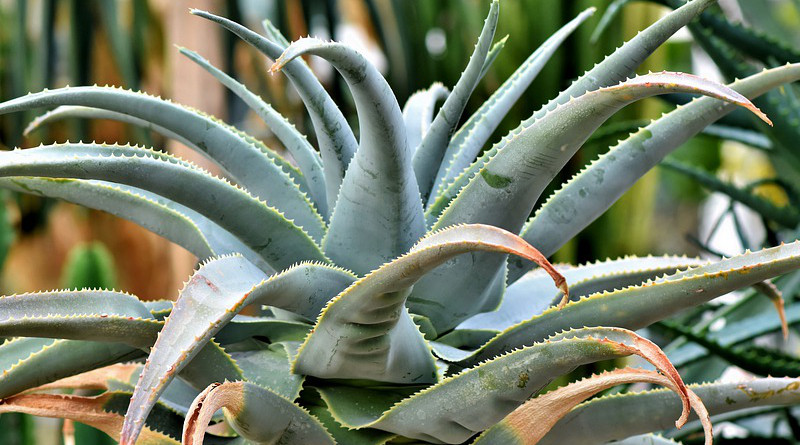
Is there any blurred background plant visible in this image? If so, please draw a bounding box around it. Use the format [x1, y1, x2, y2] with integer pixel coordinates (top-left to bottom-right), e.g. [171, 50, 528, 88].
[0, 0, 799, 443]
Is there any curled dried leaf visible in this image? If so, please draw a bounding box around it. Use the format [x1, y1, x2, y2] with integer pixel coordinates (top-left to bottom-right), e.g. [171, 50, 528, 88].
[183, 382, 233, 445]
[183, 381, 334, 445]
[30, 363, 140, 392]
[474, 367, 711, 445]
[0, 392, 179, 444]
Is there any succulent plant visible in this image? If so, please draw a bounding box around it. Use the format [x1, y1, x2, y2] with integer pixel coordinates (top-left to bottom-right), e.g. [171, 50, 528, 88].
[2, 1, 800, 444]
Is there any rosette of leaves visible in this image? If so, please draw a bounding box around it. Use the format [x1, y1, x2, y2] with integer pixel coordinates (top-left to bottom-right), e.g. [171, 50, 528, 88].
[1, 1, 800, 444]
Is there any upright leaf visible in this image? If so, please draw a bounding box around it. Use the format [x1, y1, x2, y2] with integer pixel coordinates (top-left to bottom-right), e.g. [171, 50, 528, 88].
[403, 83, 449, 154]
[430, 7, 596, 203]
[191, 9, 358, 212]
[427, 0, 719, 224]
[273, 38, 425, 275]
[412, 0, 499, 200]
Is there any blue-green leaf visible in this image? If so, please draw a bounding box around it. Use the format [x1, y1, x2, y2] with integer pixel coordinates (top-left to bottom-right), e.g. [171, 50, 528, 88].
[0, 144, 328, 270]
[414, 72, 770, 333]
[191, 9, 357, 212]
[412, 0, 499, 200]
[430, 7, 596, 205]
[178, 47, 328, 218]
[274, 38, 425, 276]
[0, 87, 326, 242]
[513, 62, 800, 282]
[293, 224, 565, 384]
[403, 83, 449, 154]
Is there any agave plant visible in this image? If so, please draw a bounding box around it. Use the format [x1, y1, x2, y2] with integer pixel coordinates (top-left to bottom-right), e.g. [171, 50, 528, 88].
[2, 1, 800, 444]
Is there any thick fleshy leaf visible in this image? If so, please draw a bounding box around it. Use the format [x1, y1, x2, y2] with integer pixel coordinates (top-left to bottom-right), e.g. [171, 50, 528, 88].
[0, 391, 198, 445]
[0, 87, 326, 242]
[540, 378, 800, 445]
[3, 177, 204, 259]
[403, 83, 449, 154]
[426, 0, 719, 225]
[106, 374, 213, 423]
[463, 241, 800, 366]
[320, 327, 682, 444]
[121, 256, 351, 445]
[514, 63, 800, 281]
[0, 337, 142, 399]
[25, 105, 196, 147]
[191, 9, 358, 212]
[308, 404, 396, 445]
[229, 342, 305, 401]
[541, 0, 716, 118]
[459, 255, 707, 332]
[273, 38, 426, 276]
[430, 7, 596, 204]
[473, 368, 711, 445]
[412, 0, 499, 200]
[414, 72, 770, 333]
[437, 71, 769, 232]
[292, 224, 565, 384]
[182, 381, 334, 445]
[179, 47, 328, 218]
[683, 10, 800, 188]
[0, 144, 328, 269]
[0, 312, 243, 403]
[479, 35, 509, 81]
[214, 316, 311, 345]
[0, 289, 161, 344]
[0, 177, 273, 272]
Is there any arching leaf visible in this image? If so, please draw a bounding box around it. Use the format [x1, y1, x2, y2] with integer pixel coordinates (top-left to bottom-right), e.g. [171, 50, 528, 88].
[191, 9, 357, 212]
[292, 224, 565, 384]
[412, 0, 499, 200]
[273, 38, 425, 276]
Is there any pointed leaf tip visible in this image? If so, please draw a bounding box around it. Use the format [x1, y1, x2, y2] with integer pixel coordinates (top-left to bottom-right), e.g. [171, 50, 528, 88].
[754, 281, 789, 340]
[475, 367, 711, 445]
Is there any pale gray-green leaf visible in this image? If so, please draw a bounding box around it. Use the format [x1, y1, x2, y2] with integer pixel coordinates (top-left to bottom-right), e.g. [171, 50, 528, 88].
[179, 47, 328, 218]
[0, 144, 327, 269]
[430, 7, 596, 204]
[0, 86, 326, 242]
[191, 9, 357, 212]
[514, 63, 800, 282]
[274, 37, 425, 276]
[412, 0, 499, 200]
[403, 83, 449, 154]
